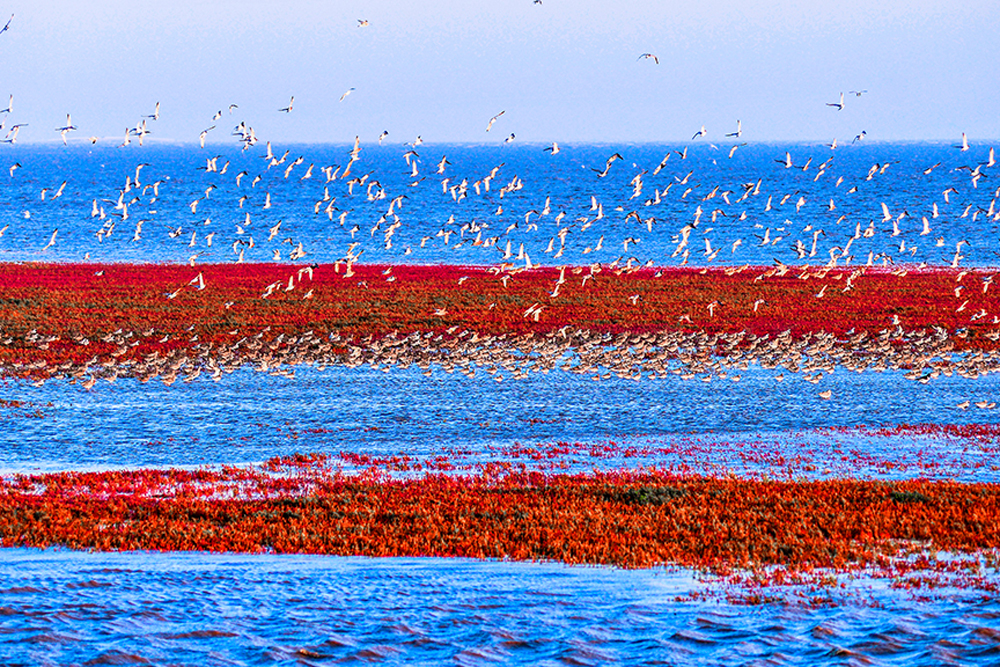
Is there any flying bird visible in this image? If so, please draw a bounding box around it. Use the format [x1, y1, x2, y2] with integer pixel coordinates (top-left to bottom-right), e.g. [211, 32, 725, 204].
[199, 126, 215, 148]
[357, 19, 369, 27]
[725, 120, 742, 138]
[827, 92, 845, 110]
[339, 88, 355, 102]
[637, 53, 659, 64]
[279, 96, 294, 113]
[692, 125, 706, 140]
[0, 14, 12, 35]
[56, 114, 77, 145]
[486, 110, 505, 132]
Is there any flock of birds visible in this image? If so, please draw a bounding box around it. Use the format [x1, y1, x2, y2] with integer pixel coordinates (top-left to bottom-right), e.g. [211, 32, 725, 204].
[1, 88, 997, 288]
[3, 10, 1000, 398]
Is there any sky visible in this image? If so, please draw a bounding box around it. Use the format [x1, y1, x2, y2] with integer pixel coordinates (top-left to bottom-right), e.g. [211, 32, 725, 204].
[1, 0, 998, 146]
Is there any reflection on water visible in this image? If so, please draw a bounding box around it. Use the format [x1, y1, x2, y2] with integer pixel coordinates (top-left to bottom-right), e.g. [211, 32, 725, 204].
[0, 549, 998, 666]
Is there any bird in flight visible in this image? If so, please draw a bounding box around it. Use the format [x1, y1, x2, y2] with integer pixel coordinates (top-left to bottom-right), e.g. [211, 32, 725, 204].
[593, 152, 624, 177]
[279, 96, 294, 113]
[725, 120, 742, 138]
[486, 110, 505, 132]
[544, 142, 560, 154]
[146, 102, 160, 120]
[849, 90, 868, 97]
[56, 114, 77, 145]
[199, 126, 215, 148]
[637, 53, 659, 64]
[827, 92, 845, 110]
[692, 125, 706, 140]
[0, 14, 12, 35]
[957, 132, 970, 151]
[504, 133, 515, 143]
[339, 88, 355, 102]
[358, 19, 369, 27]
[852, 130, 866, 144]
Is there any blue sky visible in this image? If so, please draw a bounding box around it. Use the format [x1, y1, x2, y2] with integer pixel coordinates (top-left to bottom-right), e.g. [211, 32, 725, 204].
[2, 0, 998, 145]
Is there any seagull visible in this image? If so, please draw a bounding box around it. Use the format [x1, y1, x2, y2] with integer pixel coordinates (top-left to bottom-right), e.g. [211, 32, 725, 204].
[692, 125, 706, 140]
[852, 130, 866, 144]
[41, 229, 57, 251]
[0, 14, 12, 35]
[725, 120, 742, 138]
[1, 95, 12, 114]
[378, 130, 389, 144]
[339, 88, 355, 102]
[279, 96, 294, 113]
[637, 53, 659, 64]
[199, 126, 215, 148]
[504, 133, 515, 144]
[1, 123, 25, 144]
[146, 101, 160, 120]
[827, 92, 845, 110]
[593, 152, 624, 177]
[56, 114, 77, 145]
[848, 90, 868, 97]
[544, 142, 560, 154]
[358, 19, 369, 27]
[486, 110, 505, 132]
[957, 132, 970, 151]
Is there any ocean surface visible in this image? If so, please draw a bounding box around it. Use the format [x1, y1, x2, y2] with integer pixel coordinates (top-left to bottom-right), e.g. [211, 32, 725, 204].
[2, 141, 1000, 664]
[0, 141, 998, 268]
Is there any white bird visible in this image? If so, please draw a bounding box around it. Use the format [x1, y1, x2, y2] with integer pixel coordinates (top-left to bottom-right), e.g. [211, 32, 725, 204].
[199, 126, 215, 148]
[692, 125, 706, 140]
[827, 92, 845, 110]
[725, 120, 742, 138]
[339, 88, 355, 102]
[486, 110, 505, 132]
[957, 132, 970, 151]
[279, 96, 294, 113]
[637, 53, 659, 64]
[41, 229, 57, 251]
[544, 142, 560, 154]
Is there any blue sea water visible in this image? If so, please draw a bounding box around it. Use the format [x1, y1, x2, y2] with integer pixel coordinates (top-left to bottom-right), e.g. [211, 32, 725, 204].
[0, 140, 997, 268]
[2, 141, 1000, 664]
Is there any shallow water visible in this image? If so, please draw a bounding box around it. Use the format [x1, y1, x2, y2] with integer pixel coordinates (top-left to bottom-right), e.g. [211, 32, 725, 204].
[1, 549, 998, 666]
[1, 364, 998, 481]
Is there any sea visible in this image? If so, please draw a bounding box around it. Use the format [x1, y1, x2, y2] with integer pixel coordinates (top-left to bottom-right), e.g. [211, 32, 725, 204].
[1, 140, 1000, 664]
